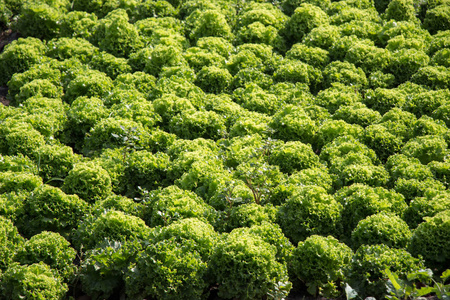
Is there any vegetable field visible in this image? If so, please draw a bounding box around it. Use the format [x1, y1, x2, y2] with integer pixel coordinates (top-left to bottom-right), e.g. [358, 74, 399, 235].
[0, 0, 450, 299]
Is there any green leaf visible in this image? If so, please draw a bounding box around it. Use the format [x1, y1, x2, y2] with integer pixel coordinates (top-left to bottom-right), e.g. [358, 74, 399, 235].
[385, 269, 402, 291]
[415, 286, 435, 297]
[306, 282, 318, 296]
[407, 269, 433, 282]
[441, 269, 450, 282]
[345, 283, 358, 300]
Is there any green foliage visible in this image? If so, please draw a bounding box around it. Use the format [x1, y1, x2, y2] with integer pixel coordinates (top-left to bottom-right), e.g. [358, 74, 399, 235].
[291, 167, 334, 193]
[0, 0, 13, 27]
[195, 66, 232, 93]
[364, 88, 407, 115]
[125, 237, 209, 300]
[82, 118, 151, 156]
[7, 63, 61, 102]
[0, 37, 46, 86]
[344, 43, 391, 74]
[169, 110, 226, 140]
[386, 35, 430, 53]
[74, 210, 150, 251]
[0, 262, 68, 300]
[378, 20, 431, 47]
[319, 134, 377, 164]
[431, 48, 450, 68]
[386, 154, 434, 184]
[382, 0, 418, 22]
[20, 96, 67, 138]
[153, 94, 196, 124]
[329, 35, 369, 61]
[130, 45, 187, 76]
[235, 3, 288, 49]
[132, 0, 177, 20]
[315, 120, 364, 150]
[331, 155, 390, 188]
[339, 20, 382, 41]
[345, 244, 425, 299]
[389, 49, 430, 85]
[222, 203, 277, 232]
[62, 162, 112, 203]
[209, 229, 291, 300]
[303, 24, 342, 50]
[286, 43, 330, 68]
[59, 11, 99, 39]
[0, 171, 42, 194]
[395, 176, 445, 202]
[141, 185, 216, 227]
[379, 108, 418, 141]
[14, 2, 63, 40]
[351, 213, 412, 250]
[292, 235, 353, 298]
[113, 72, 156, 95]
[16, 184, 89, 239]
[0, 190, 25, 223]
[363, 124, 403, 162]
[94, 194, 142, 217]
[155, 217, 218, 259]
[0, 216, 24, 271]
[187, 9, 233, 42]
[429, 160, 450, 187]
[79, 239, 142, 300]
[411, 66, 450, 90]
[322, 61, 368, 90]
[109, 97, 161, 129]
[335, 184, 408, 236]
[196, 36, 233, 57]
[330, 7, 380, 25]
[285, 3, 330, 43]
[333, 103, 382, 127]
[423, 4, 450, 34]
[233, 83, 282, 115]
[0, 154, 37, 174]
[406, 89, 450, 118]
[401, 135, 448, 164]
[2, 1, 450, 298]
[0, 122, 45, 157]
[235, 21, 286, 51]
[383, 268, 450, 300]
[65, 96, 109, 150]
[409, 210, 450, 272]
[32, 144, 80, 183]
[46, 37, 98, 63]
[413, 115, 449, 137]
[14, 79, 63, 105]
[277, 186, 343, 244]
[231, 68, 273, 90]
[315, 83, 362, 114]
[14, 231, 76, 282]
[89, 51, 131, 79]
[245, 221, 294, 264]
[270, 104, 317, 144]
[183, 47, 225, 72]
[273, 59, 322, 92]
[403, 192, 450, 228]
[63, 69, 114, 104]
[268, 141, 321, 174]
[226, 44, 280, 75]
[124, 150, 170, 196]
[92, 9, 143, 57]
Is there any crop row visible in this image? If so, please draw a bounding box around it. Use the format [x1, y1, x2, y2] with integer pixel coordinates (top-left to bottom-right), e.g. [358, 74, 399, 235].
[0, 0, 449, 299]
